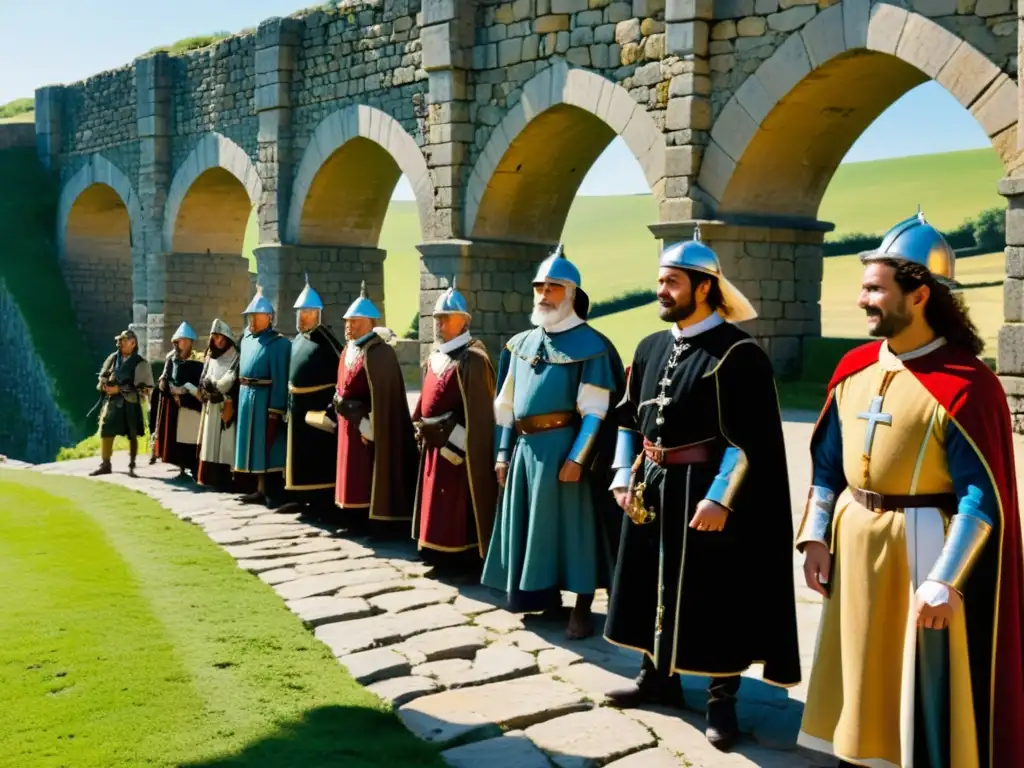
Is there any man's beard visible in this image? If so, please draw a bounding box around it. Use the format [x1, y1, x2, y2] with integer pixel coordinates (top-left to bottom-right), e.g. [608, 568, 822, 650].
[531, 295, 574, 329]
[658, 292, 697, 324]
[866, 303, 912, 338]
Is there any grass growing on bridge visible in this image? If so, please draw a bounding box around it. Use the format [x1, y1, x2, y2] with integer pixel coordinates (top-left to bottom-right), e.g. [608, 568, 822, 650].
[0, 469, 446, 768]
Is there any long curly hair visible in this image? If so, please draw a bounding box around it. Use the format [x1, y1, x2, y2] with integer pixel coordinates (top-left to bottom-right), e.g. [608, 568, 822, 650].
[883, 258, 985, 356]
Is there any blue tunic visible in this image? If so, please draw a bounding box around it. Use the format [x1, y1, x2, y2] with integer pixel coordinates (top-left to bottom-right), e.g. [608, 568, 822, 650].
[234, 326, 291, 474]
[481, 323, 617, 609]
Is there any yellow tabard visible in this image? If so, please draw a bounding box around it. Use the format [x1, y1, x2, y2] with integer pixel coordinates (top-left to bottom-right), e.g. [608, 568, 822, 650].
[799, 343, 979, 768]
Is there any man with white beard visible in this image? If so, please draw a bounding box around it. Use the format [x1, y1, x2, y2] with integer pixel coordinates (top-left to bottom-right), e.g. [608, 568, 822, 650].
[481, 245, 626, 639]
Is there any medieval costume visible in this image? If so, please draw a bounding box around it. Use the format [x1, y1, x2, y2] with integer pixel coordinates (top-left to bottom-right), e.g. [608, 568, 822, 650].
[281, 277, 342, 518]
[91, 328, 155, 477]
[603, 230, 800, 749]
[194, 319, 240, 490]
[797, 213, 1024, 768]
[481, 246, 625, 638]
[234, 287, 292, 505]
[411, 280, 498, 575]
[153, 322, 204, 479]
[333, 282, 418, 532]
[147, 385, 161, 465]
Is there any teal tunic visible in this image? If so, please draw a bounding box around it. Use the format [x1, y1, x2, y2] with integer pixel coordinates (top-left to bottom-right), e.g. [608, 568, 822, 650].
[234, 326, 291, 474]
[481, 323, 617, 610]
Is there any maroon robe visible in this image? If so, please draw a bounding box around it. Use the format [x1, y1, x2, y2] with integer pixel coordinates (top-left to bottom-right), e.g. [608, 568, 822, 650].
[335, 357, 372, 509]
[414, 365, 475, 552]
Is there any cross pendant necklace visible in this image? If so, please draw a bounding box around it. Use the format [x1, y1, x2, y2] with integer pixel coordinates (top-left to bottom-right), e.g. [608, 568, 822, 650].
[655, 337, 689, 427]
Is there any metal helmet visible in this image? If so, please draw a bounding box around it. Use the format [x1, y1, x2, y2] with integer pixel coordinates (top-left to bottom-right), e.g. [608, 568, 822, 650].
[243, 285, 275, 316]
[209, 318, 235, 342]
[659, 224, 758, 323]
[114, 328, 138, 344]
[433, 276, 470, 317]
[293, 273, 325, 311]
[859, 207, 956, 285]
[171, 321, 197, 342]
[343, 281, 381, 320]
[532, 243, 582, 288]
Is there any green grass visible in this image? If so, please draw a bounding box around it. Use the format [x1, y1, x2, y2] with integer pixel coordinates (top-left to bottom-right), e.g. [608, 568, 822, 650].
[0, 97, 33, 121]
[0, 470, 445, 768]
[0, 148, 95, 439]
[147, 32, 235, 56]
[819, 149, 1005, 238]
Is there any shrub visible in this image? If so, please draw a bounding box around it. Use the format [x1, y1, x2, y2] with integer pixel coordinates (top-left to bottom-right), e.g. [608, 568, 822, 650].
[0, 98, 33, 120]
[972, 207, 1005, 252]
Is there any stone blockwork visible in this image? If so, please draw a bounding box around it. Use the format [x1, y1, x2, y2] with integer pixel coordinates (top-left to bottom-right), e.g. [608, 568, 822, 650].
[0, 281, 75, 463]
[39, 0, 1024, 422]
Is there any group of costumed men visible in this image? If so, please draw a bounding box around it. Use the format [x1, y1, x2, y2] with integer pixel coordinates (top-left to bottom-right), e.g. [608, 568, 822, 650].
[88, 209, 1024, 766]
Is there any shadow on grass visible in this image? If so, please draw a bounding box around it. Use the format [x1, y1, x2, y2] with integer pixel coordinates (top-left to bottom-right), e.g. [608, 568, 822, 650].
[180, 705, 444, 768]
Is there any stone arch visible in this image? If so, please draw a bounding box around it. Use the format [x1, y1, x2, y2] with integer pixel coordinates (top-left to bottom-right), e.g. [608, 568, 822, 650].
[698, 1, 1019, 218]
[464, 61, 666, 242]
[162, 132, 262, 253]
[285, 104, 434, 246]
[58, 155, 141, 359]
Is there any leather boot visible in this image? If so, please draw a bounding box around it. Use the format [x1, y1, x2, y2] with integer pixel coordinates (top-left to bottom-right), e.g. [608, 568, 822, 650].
[606, 656, 685, 709]
[90, 461, 112, 477]
[706, 676, 741, 751]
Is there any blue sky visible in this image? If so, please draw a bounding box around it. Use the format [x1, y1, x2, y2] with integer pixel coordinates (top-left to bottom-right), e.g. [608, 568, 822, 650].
[0, 0, 993, 200]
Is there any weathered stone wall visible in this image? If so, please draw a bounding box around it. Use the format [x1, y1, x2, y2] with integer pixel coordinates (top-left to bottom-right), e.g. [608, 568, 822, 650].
[466, 0, 671, 184]
[61, 256, 134, 363]
[60, 65, 138, 156]
[706, 0, 1017, 123]
[290, 3, 428, 162]
[170, 35, 260, 170]
[0, 124, 35, 150]
[0, 280, 75, 463]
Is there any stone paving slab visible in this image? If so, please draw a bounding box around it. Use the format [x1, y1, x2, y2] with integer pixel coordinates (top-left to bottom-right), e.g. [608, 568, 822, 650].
[525, 708, 658, 767]
[440, 732, 553, 768]
[30, 454, 834, 767]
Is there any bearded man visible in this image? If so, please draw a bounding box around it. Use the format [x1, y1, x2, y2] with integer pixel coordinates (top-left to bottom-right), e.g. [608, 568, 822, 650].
[278, 276, 342, 520]
[153, 321, 204, 480]
[234, 287, 292, 506]
[90, 328, 155, 477]
[194, 319, 240, 490]
[602, 228, 800, 750]
[797, 210, 1024, 768]
[481, 245, 625, 640]
[332, 282, 418, 534]
[411, 279, 498, 577]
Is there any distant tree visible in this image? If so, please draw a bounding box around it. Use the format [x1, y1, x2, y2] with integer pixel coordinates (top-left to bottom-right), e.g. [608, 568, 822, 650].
[0, 98, 34, 120]
[972, 207, 1005, 252]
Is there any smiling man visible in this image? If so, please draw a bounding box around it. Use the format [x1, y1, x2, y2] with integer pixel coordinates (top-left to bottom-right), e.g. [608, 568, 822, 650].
[482, 244, 625, 640]
[602, 227, 800, 751]
[796, 210, 1024, 768]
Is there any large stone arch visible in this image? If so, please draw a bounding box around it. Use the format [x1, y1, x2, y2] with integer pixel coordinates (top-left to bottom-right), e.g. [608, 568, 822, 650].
[285, 104, 434, 246]
[464, 61, 666, 242]
[698, 1, 1018, 217]
[162, 132, 262, 254]
[58, 154, 142, 360]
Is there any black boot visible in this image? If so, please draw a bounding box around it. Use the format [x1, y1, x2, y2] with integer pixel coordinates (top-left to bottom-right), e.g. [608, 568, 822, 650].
[606, 655, 685, 709]
[90, 461, 112, 477]
[706, 675, 741, 751]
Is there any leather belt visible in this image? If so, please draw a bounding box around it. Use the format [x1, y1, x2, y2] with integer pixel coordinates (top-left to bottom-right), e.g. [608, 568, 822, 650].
[642, 439, 712, 466]
[852, 488, 957, 513]
[514, 411, 576, 435]
[289, 382, 334, 394]
[239, 377, 272, 387]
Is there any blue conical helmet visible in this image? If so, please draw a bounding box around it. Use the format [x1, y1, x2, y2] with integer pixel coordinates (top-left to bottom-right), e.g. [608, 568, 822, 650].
[293, 273, 325, 310]
[243, 285, 275, 316]
[171, 321, 197, 342]
[859, 207, 956, 285]
[343, 281, 381, 320]
[433, 276, 470, 316]
[532, 243, 581, 288]
[659, 224, 757, 323]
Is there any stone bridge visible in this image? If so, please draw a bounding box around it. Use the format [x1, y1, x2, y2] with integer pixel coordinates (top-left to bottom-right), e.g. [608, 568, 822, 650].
[36, 0, 1024, 421]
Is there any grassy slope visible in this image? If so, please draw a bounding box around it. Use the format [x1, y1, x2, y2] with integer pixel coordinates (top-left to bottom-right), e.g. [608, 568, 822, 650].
[0, 148, 96, 438]
[0, 470, 444, 768]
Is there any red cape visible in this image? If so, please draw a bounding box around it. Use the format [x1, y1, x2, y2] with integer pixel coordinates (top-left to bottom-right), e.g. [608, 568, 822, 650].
[820, 340, 1024, 767]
